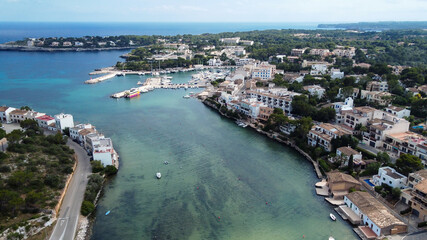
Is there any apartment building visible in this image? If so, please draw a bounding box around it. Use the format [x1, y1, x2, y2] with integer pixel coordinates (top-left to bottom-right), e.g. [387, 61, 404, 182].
[383, 131, 426, 159]
[251, 62, 276, 81]
[303, 85, 326, 99]
[291, 48, 306, 57]
[343, 106, 383, 130]
[410, 179, 427, 221]
[307, 123, 352, 152]
[363, 113, 410, 148]
[366, 81, 389, 92]
[309, 48, 331, 57]
[360, 90, 393, 105]
[247, 88, 301, 114]
[0, 106, 16, 123]
[54, 113, 74, 133]
[384, 106, 411, 118]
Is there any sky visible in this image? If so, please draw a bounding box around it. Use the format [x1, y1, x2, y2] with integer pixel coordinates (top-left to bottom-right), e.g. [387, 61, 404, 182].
[0, 0, 426, 22]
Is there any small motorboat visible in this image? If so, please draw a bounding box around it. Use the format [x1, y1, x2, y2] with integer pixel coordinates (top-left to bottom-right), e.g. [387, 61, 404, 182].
[183, 95, 190, 99]
[164, 161, 169, 165]
[156, 172, 162, 179]
[329, 236, 335, 240]
[330, 213, 336, 221]
[105, 210, 111, 216]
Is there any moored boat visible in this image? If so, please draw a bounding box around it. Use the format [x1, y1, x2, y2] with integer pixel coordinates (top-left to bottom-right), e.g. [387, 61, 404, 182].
[125, 88, 140, 98]
[156, 172, 161, 179]
[330, 213, 336, 221]
[183, 95, 190, 99]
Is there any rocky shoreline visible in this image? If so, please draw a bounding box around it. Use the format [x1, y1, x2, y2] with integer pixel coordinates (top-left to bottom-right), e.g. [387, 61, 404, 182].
[0, 44, 136, 52]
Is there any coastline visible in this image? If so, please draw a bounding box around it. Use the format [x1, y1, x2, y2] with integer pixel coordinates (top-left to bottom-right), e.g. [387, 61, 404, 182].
[201, 98, 324, 179]
[0, 44, 136, 52]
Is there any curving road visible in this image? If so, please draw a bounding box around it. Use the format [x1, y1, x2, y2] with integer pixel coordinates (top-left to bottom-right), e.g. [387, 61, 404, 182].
[49, 139, 92, 240]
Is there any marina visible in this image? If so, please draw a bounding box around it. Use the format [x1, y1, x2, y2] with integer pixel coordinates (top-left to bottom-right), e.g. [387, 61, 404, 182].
[85, 66, 237, 84]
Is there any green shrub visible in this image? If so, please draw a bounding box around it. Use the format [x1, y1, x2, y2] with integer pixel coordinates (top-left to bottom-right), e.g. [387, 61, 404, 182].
[104, 165, 118, 176]
[80, 201, 95, 216]
[319, 159, 330, 172]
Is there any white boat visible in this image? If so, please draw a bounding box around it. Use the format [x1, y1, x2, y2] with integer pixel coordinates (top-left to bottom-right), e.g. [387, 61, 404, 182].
[236, 120, 248, 128]
[156, 172, 161, 179]
[330, 213, 336, 221]
[137, 81, 143, 85]
[183, 95, 190, 99]
[328, 237, 335, 240]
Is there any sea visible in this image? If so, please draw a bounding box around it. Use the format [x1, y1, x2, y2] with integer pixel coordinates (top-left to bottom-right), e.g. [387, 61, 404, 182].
[0, 22, 357, 239]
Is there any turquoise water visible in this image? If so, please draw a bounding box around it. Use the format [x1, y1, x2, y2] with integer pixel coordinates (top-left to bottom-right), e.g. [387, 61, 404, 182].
[0, 50, 357, 239]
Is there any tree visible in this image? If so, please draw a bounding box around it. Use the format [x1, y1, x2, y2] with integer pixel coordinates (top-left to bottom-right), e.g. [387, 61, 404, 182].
[81, 200, 95, 216]
[376, 152, 390, 164]
[0, 128, 6, 139]
[411, 98, 427, 118]
[91, 160, 104, 173]
[104, 165, 118, 176]
[20, 106, 32, 111]
[395, 154, 423, 176]
[348, 154, 354, 172]
[20, 119, 39, 131]
[391, 187, 401, 200]
[220, 52, 228, 61]
[6, 129, 24, 144]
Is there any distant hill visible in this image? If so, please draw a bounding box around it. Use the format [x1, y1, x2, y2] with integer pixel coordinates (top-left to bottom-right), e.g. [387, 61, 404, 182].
[318, 21, 427, 31]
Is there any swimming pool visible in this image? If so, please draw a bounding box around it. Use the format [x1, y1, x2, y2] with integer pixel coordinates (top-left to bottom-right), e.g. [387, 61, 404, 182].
[364, 179, 375, 187]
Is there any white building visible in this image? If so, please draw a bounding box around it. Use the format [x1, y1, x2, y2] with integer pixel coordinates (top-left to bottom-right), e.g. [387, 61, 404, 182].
[303, 85, 325, 99]
[344, 191, 407, 237]
[363, 113, 410, 148]
[247, 88, 300, 114]
[331, 68, 344, 79]
[93, 137, 115, 166]
[54, 113, 74, 133]
[208, 58, 222, 66]
[234, 47, 246, 56]
[307, 123, 353, 152]
[70, 123, 95, 141]
[35, 115, 55, 129]
[0, 106, 16, 123]
[75, 42, 84, 47]
[240, 40, 254, 46]
[220, 37, 240, 44]
[373, 167, 407, 189]
[384, 106, 411, 118]
[251, 62, 276, 81]
[310, 64, 328, 75]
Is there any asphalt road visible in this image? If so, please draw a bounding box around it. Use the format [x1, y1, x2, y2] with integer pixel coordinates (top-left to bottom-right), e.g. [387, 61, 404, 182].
[49, 139, 92, 240]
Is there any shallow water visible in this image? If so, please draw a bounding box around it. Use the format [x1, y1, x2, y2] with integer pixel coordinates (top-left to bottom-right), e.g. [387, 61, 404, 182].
[0, 51, 357, 240]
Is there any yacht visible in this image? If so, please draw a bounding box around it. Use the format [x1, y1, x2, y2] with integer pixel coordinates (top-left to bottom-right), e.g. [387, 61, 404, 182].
[125, 88, 140, 98]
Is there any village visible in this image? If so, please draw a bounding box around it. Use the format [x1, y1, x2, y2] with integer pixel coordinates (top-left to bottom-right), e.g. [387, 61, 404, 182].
[0, 107, 119, 169]
[170, 38, 427, 239]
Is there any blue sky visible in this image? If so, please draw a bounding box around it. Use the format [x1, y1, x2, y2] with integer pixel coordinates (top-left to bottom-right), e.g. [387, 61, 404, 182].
[0, 0, 426, 22]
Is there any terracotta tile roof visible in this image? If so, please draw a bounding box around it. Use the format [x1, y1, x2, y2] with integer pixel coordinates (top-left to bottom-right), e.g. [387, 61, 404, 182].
[337, 146, 359, 156]
[0, 106, 10, 112]
[346, 191, 406, 228]
[415, 179, 427, 193]
[327, 172, 361, 185]
[10, 109, 28, 115]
